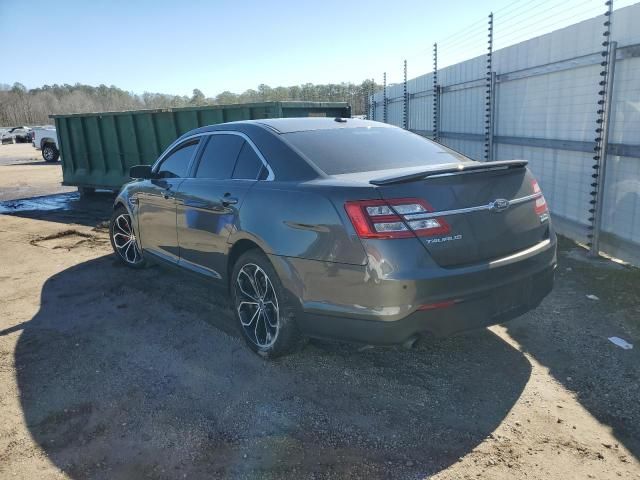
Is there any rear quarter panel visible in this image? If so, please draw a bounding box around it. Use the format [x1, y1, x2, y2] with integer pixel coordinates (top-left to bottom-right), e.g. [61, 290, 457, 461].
[34, 128, 58, 150]
[229, 182, 368, 266]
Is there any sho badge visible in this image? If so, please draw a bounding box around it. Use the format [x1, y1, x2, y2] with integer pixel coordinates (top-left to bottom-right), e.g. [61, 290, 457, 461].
[424, 234, 463, 244]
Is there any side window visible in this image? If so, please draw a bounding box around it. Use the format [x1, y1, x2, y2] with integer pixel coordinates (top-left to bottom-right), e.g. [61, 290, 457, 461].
[157, 141, 198, 178]
[195, 134, 244, 179]
[232, 141, 266, 180]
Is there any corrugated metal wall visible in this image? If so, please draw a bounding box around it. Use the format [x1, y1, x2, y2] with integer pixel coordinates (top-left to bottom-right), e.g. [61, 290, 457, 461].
[371, 4, 640, 265]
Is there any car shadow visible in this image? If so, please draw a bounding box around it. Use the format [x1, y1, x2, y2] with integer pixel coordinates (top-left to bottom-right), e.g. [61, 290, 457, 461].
[15, 254, 532, 479]
[0, 192, 113, 227]
[504, 250, 640, 460]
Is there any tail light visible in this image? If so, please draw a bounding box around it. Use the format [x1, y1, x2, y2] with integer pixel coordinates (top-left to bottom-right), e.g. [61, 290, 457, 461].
[344, 198, 450, 239]
[531, 179, 548, 215]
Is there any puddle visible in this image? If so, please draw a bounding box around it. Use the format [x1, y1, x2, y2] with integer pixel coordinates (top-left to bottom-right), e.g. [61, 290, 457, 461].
[0, 192, 80, 214]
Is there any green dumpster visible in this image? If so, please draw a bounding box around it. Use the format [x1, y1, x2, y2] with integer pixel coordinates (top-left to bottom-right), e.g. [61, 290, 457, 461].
[50, 101, 351, 191]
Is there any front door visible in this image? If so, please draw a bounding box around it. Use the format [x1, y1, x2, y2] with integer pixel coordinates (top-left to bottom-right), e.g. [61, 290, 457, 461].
[137, 139, 199, 263]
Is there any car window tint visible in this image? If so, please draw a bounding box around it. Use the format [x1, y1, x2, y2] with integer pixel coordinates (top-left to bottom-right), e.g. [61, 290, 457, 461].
[282, 127, 470, 175]
[195, 134, 244, 179]
[232, 142, 264, 180]
[158, 141, 198, 178]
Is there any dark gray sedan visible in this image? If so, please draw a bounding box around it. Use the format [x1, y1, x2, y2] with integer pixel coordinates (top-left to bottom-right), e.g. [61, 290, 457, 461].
[110, 118, 556, 357]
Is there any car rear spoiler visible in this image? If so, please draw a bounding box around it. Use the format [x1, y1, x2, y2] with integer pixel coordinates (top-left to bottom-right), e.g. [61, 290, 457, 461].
[369, 160, 528, 186]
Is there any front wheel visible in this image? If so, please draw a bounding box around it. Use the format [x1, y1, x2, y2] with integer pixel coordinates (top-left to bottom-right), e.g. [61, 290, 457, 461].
[109, 206, 146, 268]
[231, 250, 304, 358]
[42, 144, 59, 162]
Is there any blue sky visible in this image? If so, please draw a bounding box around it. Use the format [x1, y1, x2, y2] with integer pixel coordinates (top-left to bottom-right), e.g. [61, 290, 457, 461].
[1, 0, 635, 97]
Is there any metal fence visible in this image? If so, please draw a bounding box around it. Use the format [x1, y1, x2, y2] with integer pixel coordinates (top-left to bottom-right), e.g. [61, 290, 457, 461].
[369, 2, 640, 266]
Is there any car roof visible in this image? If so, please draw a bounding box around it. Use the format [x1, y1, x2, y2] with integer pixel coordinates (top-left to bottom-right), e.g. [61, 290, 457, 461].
[250, 117, 392, 134]
[183, 117, 392, 137]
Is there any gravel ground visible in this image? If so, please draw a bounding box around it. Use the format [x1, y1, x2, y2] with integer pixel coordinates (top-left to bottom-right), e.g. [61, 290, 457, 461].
[0, 144, 638, 479]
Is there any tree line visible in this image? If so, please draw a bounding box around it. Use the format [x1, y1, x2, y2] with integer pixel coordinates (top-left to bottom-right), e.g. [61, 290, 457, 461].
[0, 80, 379, 126]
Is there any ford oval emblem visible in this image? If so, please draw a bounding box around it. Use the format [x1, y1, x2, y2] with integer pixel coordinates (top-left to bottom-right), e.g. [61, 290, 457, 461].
[490, 198, 510, 213]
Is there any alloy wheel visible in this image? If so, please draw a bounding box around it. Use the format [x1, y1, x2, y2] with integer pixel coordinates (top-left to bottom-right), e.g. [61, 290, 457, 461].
[43, 146, 55, 161]
[235, 263, 280, 348]
[111, 213, 143, 265]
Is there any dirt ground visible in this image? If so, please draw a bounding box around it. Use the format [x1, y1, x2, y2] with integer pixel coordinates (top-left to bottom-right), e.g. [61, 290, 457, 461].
[0, 143, 638, 480]
[0, 143, 75, 201]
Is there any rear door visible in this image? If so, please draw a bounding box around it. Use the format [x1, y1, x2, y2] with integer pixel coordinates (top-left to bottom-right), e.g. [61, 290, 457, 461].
[137, 139, 199, 263]
[176, 133, 267, 279]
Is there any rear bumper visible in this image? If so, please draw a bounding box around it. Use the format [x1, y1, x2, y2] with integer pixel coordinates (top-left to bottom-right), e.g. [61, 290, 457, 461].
[269, 235, 557, 345]
[298, 263, 554, 344]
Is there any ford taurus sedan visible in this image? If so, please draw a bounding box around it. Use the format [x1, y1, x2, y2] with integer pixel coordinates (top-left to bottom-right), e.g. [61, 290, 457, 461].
[110, 118, 556, 357]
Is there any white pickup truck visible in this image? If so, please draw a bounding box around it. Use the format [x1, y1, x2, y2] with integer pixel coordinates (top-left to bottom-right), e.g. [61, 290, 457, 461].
[32, 126, 60, 162]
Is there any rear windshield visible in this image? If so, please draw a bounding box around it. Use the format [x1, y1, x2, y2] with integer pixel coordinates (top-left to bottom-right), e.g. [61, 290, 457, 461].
[282, 127, 468, 175]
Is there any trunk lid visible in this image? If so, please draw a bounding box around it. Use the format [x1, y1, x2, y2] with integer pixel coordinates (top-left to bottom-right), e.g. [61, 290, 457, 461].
[373, 162, 549, 267]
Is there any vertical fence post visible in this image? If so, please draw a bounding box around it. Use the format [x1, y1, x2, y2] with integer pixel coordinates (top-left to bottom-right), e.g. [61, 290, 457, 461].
[432, 43, 439, 142]
[383, 72, 388, 123]
[371, 79, 376, 120]
[589, 0, 616, 257]
[403, 60, 408, 129]
[365, 91, 369, 120]
[484, 12, 494, 161]
[371, 78, 377, 121]
[366, 83, 371, 120]
[489, 72, 497, 160]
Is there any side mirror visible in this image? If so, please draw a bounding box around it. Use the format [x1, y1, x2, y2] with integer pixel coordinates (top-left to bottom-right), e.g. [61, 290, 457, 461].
[130, 164, 154, 179]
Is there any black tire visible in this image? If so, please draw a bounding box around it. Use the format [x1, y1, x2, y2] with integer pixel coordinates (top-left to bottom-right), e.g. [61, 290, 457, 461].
[109, 205, 146, 269]
[42, 144, 59, 162]
[231, 249, 305, 358]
